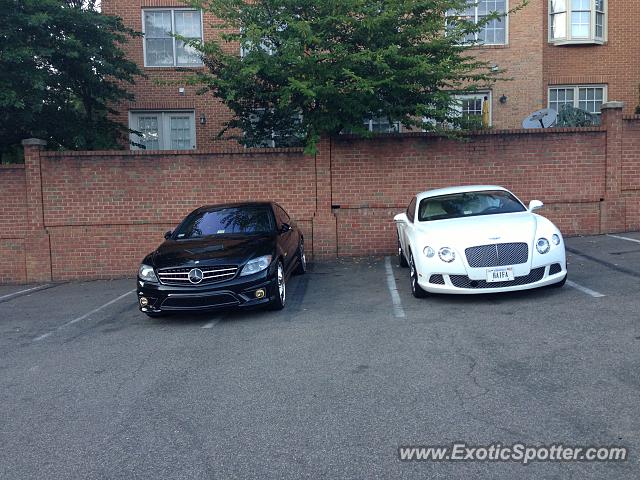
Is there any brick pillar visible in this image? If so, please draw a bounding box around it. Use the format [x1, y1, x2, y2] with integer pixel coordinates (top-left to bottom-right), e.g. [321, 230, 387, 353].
[22, 139, 52, 283]
[599, 102, 626, 233]
[312, 136, 338, 259]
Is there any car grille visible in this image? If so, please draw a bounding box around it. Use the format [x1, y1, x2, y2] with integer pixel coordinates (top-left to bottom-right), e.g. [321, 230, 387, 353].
[449, 267, 545, 289]
[157, 265, 238, 286]
[161, 293, 239, 310]
[549, 263, 562, 275]
[465, 242, 529, 268]
[429, 274, 445, 285]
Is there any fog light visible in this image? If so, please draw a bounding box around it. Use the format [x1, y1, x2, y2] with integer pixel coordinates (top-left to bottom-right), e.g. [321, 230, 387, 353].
[255, 288, 266, 299]
[139, 297, 149, 307]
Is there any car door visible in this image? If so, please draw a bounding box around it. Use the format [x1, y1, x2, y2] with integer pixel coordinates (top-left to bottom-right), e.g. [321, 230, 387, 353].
[273, 204, 297, 270]
[398, 196, 416, 256]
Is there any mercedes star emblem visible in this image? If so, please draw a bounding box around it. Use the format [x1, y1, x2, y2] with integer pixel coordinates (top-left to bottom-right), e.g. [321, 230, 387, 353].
[188, 268, 204, 284]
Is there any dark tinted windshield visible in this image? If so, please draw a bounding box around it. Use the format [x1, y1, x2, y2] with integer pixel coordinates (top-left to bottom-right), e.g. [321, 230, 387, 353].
[175, 206, 275, 239]
[418, 191, 526, 222]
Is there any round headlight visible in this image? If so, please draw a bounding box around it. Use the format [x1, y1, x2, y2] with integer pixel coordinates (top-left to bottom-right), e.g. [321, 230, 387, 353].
[536, 238, 550, 254]
[424, 246, 435, 258]
[438, 247, 456, 263]
[551, 234, 561, 246]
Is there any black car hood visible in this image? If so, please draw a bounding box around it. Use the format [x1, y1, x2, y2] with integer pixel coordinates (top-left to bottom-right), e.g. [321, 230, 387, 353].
[152, 234, 277, 269]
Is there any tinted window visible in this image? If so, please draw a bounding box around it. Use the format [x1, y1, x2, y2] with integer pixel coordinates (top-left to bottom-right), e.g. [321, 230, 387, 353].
[407, 197, 416, 223]
[273, 204, 291, 226]
[174, 207, 275, 239]
[418, 191, 526, 222]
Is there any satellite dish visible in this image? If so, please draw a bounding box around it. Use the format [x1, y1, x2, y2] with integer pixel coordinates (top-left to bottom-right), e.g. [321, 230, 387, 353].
[522, 108, 558, 129]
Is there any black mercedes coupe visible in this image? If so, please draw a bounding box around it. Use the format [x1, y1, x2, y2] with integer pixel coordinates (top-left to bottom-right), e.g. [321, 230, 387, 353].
[136, 202, 306, 316]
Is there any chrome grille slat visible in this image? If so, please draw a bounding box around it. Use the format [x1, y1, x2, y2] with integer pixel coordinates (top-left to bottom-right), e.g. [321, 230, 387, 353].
[465, 242, 529, 268]
[157, 265, 238, 285]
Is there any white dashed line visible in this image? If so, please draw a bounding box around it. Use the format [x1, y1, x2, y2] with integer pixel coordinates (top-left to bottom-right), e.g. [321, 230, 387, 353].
[33, 289, 135, 342]
[385, 257, 406, 318]
[607, 234, 640, 245]
[0, 284, 51, 302]
[566, 280, 605, 298]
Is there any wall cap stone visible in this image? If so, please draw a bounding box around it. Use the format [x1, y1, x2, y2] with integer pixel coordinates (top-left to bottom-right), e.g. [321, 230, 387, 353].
[601, 101, 624, 110]
[21, 138, 47, 147]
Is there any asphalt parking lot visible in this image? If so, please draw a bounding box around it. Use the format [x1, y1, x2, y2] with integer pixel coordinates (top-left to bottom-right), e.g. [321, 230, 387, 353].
[2, 233, 640, 479]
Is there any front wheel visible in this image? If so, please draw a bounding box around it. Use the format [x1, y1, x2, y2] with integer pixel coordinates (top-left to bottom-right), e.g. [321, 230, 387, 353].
[293, 241, 307, 275]
[269, 261, 287, 310]
[550, 273, 567, 288]
[409, 252, 428, 298]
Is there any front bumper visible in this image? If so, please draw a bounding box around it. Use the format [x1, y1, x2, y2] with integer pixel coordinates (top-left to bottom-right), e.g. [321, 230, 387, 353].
[418, 263, 567, 294]
[137, 269, 277, 313]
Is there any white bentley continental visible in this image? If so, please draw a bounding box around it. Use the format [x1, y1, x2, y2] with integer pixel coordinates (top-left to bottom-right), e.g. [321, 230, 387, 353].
[394, 186, 567, 297]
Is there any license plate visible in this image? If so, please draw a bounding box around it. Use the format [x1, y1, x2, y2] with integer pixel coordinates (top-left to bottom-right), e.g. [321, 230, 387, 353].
[486, 267, 515, 283]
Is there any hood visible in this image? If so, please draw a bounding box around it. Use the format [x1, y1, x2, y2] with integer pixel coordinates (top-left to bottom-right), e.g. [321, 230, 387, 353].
[414, 212, 538, 249]
[151, 234, 277, 269]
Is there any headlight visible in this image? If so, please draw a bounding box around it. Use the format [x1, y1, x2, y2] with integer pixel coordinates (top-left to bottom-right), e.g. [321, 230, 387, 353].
[138, 264, 158, 283]
[423, 246, 435, 258]
[536, 238, 550, 254]
[240, 255, 273, 277]
[438, 247, 456, 263]
[552, 234, 561, 246]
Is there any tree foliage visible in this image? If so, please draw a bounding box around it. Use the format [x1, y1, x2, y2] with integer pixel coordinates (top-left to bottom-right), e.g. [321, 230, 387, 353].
[188, 0, 525, 152]
[0, 0, 142, 159]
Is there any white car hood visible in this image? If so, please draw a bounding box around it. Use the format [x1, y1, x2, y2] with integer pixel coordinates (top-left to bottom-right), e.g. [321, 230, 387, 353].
[414, 212, 538, 249]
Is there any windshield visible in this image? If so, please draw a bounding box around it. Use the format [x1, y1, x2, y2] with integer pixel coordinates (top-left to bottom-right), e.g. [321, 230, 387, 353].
[174, 206, 275, 239]
[418, 191, 526, 222]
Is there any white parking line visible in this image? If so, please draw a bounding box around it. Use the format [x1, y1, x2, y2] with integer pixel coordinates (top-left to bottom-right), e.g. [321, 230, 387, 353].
[0, 284, 51, 302]
[607, 234, 640, 245]
[384, 257, 406, 318]
[566, 280, 606, 298]
[202, 320, 218, 329]
[33, 289, 135, 342]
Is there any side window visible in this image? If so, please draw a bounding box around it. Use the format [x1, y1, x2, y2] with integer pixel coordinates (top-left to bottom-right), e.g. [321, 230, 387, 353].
[273, 204, 290, 228]
[406, 197, 416, 223]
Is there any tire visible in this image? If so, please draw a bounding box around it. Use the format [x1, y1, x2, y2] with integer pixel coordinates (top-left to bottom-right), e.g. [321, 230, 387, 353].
[551, 273, 567, 288]
[269, 261, 287, 310]
[293, 240, 307, 275]
[409, 252, 428, 298]
[398, 236, 409, 268]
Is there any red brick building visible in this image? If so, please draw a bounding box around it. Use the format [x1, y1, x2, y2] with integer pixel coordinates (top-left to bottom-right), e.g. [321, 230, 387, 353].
[102, 0, 640, 149]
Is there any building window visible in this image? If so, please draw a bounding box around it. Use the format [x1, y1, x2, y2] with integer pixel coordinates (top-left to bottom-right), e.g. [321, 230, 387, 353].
[448, 1, 508, 45]
[143, 9, 203, 67]
[129, 111, 196, 150]
[548, 85, 606, 117]
[549, 0, 606, 45]
[364, 117, 401, 133]
[455, 92, 492, 128]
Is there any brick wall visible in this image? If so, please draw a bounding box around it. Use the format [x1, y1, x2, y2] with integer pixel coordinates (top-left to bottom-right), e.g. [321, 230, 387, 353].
[2, 103, 639, 284]
[40, 148, 314, 280]
[0, 166, 27, 283]
[331, 128, 607, 256]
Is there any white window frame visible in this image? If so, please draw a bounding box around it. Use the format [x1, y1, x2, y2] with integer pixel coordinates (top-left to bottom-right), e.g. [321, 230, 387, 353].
[455, 92, 493, 127]
[129, 111, 197, 151]
[447, 1, 509, 46]
[547, 84, 607, 116]
[363, 117, 401, 133]
[142, 8, 204, 68]
[548, 0, 607, 45]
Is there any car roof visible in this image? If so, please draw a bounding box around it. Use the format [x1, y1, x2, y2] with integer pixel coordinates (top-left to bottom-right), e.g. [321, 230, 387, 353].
[194, 201, 274, 213]
[416, 185, 510, 202]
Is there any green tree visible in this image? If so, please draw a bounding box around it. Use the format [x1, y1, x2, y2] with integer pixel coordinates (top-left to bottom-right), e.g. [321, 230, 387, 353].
[0, 0, 142, 160]
[188, 0, 525, 152]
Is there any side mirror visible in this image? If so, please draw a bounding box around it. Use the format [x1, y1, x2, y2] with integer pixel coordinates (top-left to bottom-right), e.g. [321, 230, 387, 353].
[528, 200, 544, 212]
[280, 223, 291, 234]
[164, 230, 173, 240]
